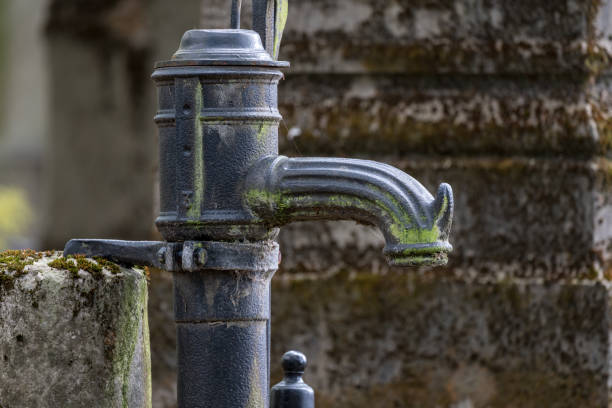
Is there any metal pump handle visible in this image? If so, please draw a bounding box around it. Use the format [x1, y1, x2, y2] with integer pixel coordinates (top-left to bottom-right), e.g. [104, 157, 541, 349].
[231, 0, 288, 59]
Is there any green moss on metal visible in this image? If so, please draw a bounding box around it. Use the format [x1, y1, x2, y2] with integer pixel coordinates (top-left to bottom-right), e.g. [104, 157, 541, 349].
[244, 189, 288, 218]
[245, 185, 442, 246]
[253, 122, 273, 145]
[390, 224, 439, 245]
[273, 0, 289, 59]
[188, 81, 204, 220]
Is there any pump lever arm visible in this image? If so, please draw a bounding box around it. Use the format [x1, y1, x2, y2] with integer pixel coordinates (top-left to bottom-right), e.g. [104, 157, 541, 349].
[63, 239, 167, 268]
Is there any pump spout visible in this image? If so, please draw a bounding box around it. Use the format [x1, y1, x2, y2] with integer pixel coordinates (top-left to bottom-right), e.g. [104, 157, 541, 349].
[244, 156, 453, 266]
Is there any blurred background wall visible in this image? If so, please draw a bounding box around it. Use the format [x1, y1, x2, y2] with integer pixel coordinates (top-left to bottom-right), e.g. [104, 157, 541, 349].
[2, 1, 612, 407]
[0, 0, 47, 249]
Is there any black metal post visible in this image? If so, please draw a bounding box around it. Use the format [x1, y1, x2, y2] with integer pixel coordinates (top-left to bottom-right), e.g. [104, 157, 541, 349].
[173, 241, 279, 407]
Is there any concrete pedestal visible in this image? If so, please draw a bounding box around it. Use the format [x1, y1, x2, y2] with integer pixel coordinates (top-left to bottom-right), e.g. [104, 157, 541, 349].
[0, 250, 151, 408]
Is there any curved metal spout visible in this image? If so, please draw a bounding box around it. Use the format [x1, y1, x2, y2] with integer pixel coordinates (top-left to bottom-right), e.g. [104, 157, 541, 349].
[244, 156, 453, 266]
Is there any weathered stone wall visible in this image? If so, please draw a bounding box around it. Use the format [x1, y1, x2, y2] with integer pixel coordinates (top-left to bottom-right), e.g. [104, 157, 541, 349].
[0, 250, 150, 407]
[271, 274, 612, 407]
[265, 1, 612, 405]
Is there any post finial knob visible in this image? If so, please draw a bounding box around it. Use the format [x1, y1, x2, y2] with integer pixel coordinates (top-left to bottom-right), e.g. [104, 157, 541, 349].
[271, 350, 314, 408]
[282, 350, 307, 375]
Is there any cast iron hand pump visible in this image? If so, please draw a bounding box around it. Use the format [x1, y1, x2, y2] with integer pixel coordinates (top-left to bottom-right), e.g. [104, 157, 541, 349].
[64, 1, 453, 407]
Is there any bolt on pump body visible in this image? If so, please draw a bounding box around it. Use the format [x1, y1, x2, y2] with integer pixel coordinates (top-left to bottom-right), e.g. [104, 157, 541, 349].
[64, 1, 454, 407]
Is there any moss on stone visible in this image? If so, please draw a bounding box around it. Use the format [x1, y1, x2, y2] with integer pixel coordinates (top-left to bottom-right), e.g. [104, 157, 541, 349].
[0, 249, 43, 272]
[312, 367, 602, 408]
[279, 75, 611, 158]
[0, 249, 48, 290]
[48, 255, 120, 279]
[187, 81, 204, 220]
[108, 270, 151, 408]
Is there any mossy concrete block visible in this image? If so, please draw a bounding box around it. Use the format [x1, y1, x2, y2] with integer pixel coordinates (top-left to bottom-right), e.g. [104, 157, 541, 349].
[270, 273, 612, 407]
[0, 251, 151, 408]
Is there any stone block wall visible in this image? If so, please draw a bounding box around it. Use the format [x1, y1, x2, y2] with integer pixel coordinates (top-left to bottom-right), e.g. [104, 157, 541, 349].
[260, 1, 612, 406]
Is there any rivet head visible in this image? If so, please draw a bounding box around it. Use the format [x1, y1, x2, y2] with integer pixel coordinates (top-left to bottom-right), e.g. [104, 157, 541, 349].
[157, 247, 167, 266]
[195, 248, 208, 267]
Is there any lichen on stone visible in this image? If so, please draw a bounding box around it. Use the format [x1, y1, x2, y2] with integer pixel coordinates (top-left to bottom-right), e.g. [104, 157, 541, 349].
[0, 249, 48, 290]
[0, 249, 43, 272]
[48, 255, 120, 279]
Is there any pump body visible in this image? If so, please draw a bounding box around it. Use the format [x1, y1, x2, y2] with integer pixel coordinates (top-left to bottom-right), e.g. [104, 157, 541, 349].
[64, 2, 454, 407]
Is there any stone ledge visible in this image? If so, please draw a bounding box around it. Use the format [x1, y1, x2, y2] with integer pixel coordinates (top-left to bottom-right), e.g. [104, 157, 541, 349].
[0, 250, 151, 408]
[279, 74, 612, 157]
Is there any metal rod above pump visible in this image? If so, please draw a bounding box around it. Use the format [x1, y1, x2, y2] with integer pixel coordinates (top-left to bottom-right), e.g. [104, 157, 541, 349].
[231, 0, 242, 29]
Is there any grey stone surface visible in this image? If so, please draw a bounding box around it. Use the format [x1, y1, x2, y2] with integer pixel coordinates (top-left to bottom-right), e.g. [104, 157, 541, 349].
[278, 74, 612, 157]
[276, 0, 612, 75]
[0, 252, 151, 408]
[270, 272, 612, 407]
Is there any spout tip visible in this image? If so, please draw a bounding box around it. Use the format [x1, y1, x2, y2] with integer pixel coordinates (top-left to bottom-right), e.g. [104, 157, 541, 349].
[384, 242, 452, 267]
[383, 181, 454, 268]
[434, 183, 454, 241]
